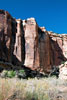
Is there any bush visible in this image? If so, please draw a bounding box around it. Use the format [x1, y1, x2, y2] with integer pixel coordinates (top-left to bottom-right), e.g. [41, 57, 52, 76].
[0, 70, 8, 78]
[7, 70, 16, 78]
[18, 69, 26, 79]
[0, 69, 27, 78]
[19, 69, 25, 74]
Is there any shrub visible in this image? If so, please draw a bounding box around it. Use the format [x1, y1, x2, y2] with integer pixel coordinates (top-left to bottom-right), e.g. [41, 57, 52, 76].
[7, 70, 16, 78]
[19, 69, 25, 74]
[0, 77, 67, 100]
[0, 70, 27, 78]
[0, 70, 8, 78]
[18, 69, 26, 79]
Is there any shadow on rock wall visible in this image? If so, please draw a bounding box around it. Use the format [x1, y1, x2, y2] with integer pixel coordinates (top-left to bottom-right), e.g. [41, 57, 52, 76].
[50, 37, 67, 67]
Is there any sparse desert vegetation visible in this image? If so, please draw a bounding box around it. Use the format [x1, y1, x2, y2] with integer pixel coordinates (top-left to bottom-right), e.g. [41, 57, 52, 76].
[0, 77, 67, 100]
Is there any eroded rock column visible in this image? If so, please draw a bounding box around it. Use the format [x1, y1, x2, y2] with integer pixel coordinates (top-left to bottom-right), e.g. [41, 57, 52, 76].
[14, 19, 22, 64]
[23, 18, 40, 69]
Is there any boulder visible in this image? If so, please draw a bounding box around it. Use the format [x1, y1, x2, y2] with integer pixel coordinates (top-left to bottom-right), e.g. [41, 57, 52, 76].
[59, 61, 67, 80]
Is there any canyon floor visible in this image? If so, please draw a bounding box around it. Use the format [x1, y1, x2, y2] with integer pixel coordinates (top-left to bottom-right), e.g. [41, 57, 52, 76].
[0, 77, 67, 100]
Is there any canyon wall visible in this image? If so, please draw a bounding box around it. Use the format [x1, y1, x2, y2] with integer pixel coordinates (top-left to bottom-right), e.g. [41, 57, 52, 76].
[0, 10, 12, 62]
[0, 10, 67, 73]
[49, 32, 67, 66]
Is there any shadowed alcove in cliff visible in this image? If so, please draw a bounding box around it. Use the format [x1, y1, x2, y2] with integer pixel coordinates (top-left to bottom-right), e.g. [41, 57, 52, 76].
[50, 37, 67, 67]
[0, 29, 8, 62]
[0, 10, 12, 62]
[38, 27, 67, 73]
[11, 19, 25, 66]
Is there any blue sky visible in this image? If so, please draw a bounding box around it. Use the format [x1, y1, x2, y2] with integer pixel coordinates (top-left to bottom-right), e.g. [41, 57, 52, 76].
[0, 0, 67, 34]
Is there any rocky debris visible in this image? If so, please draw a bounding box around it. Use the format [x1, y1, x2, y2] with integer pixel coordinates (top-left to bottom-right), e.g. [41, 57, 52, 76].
[49, 66, 59, 78]
[59, 61, 67, 80]
[0, 61, 23, 70]
[0, 10, 67, 75]
[0, 61, 14, 70]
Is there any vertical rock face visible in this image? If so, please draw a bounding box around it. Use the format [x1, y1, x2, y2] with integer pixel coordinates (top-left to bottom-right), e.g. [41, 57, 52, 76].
[13, 19, 23, 65]
[62, 35, 67, 58]
[0, 10, 24, 66]
[0, 10, 12, 62]
[0, 10, 67, 74]
[23, 18, 40, 69]
[38, 27, 51, 73]
[22, 19, 51, 73]
[49, 32, 67, 67]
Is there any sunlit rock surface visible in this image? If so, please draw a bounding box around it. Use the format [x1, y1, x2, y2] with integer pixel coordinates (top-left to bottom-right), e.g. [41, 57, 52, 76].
[0, 10, 67, 74]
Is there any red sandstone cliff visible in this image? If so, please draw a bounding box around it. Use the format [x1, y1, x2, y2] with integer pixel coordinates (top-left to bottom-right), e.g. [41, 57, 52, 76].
[0, 10, 67, 73]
